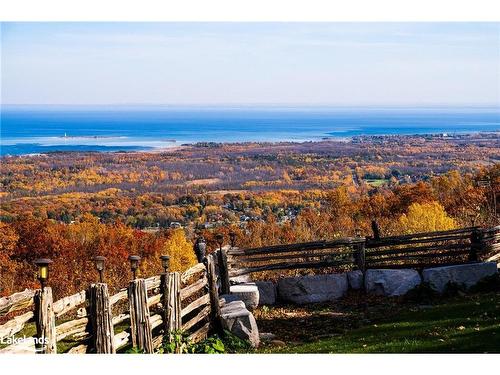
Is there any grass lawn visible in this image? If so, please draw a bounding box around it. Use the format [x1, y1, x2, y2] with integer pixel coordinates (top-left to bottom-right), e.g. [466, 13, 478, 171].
[256, 291, 500, 353]
[365, 178, 388, 187]
[2, 286, 499, 354]
[0, 319, 87, 353]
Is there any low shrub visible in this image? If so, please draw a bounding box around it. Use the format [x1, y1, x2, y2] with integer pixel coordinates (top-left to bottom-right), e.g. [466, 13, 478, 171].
[469, 273, 500, 293]
[405, 274, 500, 303]
[157, 329, 251, 354]
[403, 282, 438, 303]
[441, 281, 467, 297]
[125, 346, 145, 354]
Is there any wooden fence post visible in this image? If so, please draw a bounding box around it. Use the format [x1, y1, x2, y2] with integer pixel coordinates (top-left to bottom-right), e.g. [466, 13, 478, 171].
[34, 287, 57, 354]
[469, 229, 481, 262]
[160, 271, 170, 337]
[371, 220, 381, 241]
[165, 272, 181, 341]
[217, 249, 231, 295]
[88, 283, 115, 354]
[128, 279, 153, 353]
[354, 240, 366, 273]
[206, 255, 222, 333]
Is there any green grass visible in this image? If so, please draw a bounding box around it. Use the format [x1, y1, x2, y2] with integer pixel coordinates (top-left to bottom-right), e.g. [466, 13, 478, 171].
[0, 321, 37, 351]
[0, 319, 85, 353]
[365, 179, 388, 187]
[258, 292, 500, 353]
[3, 287, 499, 354]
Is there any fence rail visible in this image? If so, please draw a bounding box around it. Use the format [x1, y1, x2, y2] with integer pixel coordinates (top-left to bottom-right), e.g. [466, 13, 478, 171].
[364, 226, 482, 269]
[227, 238, 363, 277]
[227, 226, 500, 276]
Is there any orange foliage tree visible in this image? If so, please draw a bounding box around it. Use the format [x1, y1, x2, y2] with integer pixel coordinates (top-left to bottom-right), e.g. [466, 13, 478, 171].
[0, 216, 198, 299]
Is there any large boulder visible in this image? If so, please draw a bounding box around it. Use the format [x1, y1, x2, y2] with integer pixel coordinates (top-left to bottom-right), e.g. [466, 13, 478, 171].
[255, 281, 277, 305]
[230, 274, 253, 285]
[365, 269, 421, 296]
[277, 274, 348, 304]
[422, 262, 498, 294]
[219, 294, 242, 305]
[347, 270, 364, 290]
[229, 283, 259, 310]
[220, 300, 260, 347]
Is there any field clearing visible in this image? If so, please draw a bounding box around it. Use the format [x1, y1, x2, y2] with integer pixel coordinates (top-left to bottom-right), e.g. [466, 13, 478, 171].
[185, 178, 222, 186]
[365, 178, 388, 187]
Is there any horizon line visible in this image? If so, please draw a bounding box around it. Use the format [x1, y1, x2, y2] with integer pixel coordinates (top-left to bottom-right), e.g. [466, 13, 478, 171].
[3, 103, 500, 109]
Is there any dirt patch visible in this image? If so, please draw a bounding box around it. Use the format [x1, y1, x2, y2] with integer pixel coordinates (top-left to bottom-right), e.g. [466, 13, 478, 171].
[254, 290, 406, 344]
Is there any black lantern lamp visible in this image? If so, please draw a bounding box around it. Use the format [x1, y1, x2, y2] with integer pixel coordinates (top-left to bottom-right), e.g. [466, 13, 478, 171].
[194, 237, 207, 263]
[34, 258, 53, 291]
[128, 255, 141, 280]
[160, 255, 170, 274]
[215, 233, 224, 251]
[94, 256, 106, 283]
[229, 231, 236, 248]
[354, 228, 362, 238]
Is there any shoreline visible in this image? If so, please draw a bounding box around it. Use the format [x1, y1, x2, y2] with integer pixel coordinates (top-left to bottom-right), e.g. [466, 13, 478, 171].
[1, 131, 499, 158]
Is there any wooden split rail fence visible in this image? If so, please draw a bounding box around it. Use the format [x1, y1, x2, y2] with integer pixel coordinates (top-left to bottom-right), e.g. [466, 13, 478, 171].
[227, 238, 364, 277]
[0, 251, 226, 354]
[227, 225, 500, 276]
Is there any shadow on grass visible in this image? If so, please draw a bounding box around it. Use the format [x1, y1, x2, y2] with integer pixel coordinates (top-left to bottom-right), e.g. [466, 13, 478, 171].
[257, 291, 500, 353]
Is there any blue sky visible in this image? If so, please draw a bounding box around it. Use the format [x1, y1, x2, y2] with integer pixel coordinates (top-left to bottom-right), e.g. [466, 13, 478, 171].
[1, 22, 499, 106]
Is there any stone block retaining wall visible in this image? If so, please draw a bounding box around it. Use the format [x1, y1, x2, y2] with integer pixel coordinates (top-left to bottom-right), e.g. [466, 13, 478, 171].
[222, 262, 497, 346]
[230, 262, 498, 307]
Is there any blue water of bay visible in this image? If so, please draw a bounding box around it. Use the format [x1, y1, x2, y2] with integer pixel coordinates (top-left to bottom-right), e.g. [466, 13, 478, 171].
[1, 106, 499, 155]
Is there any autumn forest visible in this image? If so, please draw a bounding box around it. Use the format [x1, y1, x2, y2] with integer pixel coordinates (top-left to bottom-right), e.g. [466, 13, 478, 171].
[1, 133, 499, 299]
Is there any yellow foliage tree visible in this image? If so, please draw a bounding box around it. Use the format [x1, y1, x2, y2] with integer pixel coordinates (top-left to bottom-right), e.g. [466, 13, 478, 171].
[398, 202, 457, 234]
[163, 229, 197, 271]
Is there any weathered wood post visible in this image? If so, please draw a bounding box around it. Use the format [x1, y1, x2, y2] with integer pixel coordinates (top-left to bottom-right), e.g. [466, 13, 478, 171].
[469, 228, 481, 262]
[34, 287, 57, 354]
[165, 272, 181, 341]
[88, 283, 115, 354]
[217, 249, 231, 295]
[371, 220, 381, 241]
[354, 239, 366, 273]
[160, 272, 170, 337]
[206, 254, 222, 333]
[128, 279, 154, 353]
